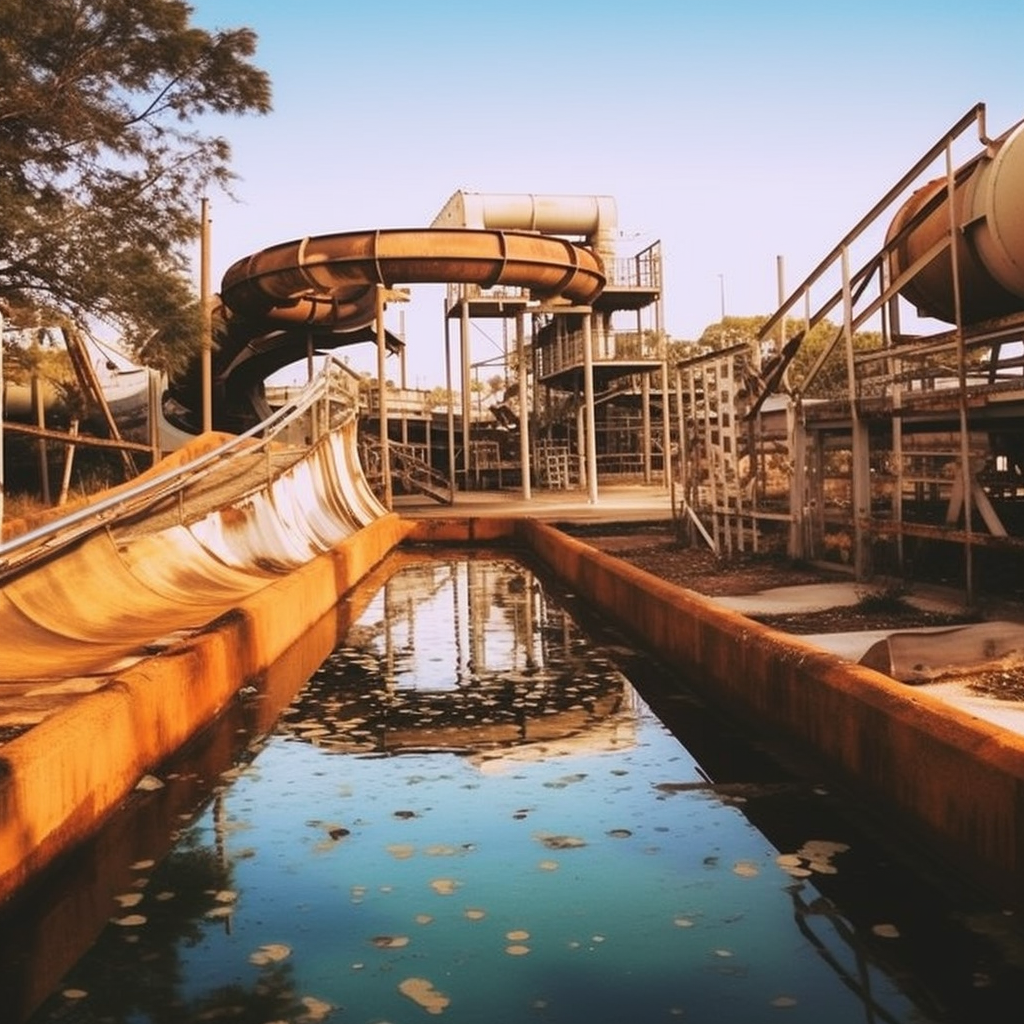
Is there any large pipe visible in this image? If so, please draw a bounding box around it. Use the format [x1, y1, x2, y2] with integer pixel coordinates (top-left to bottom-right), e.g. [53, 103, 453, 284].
[887, 120, 1024, 324]
[431, 192, 618, 267]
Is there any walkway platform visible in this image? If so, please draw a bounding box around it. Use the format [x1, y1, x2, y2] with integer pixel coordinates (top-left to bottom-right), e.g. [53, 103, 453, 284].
[391, 484, 675, 523]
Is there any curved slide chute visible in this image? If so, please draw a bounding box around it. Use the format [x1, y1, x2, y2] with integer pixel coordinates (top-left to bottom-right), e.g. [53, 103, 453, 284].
[172, 225, 605, 430]
[220, 226, 605, 326]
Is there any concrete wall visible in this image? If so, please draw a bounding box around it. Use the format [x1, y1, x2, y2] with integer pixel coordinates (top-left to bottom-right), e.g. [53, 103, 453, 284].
[0, 512, 414, 904]
[406, 516, 1024, 907]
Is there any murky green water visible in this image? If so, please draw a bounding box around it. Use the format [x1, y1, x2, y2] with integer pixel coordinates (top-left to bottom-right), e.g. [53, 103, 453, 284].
[5, 550, 1024, 1023]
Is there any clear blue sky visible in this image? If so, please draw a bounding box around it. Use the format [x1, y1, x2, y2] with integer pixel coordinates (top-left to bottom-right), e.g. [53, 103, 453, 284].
[187, 0, 1024, 387]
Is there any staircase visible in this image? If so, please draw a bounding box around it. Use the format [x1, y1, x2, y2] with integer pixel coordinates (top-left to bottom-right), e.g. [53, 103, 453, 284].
[360, 438, 452, 504]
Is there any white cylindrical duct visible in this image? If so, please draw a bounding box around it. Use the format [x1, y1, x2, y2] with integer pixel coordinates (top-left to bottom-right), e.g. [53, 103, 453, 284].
[432, 192, 618, 265]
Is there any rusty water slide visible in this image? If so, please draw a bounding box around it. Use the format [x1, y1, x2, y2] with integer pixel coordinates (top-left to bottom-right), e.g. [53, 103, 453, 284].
[1, 197, 613, 707]
[172, 199, 612, 429]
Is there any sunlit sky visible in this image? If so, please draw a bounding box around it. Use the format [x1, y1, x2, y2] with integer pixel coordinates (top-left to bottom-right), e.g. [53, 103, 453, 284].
[186, 0, 1023, 387]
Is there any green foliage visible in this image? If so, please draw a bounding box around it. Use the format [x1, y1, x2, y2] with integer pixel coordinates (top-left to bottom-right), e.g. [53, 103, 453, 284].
[0, 0, 271, 373]
[697, 315, 764, 351]
[787, 321, 882, 398]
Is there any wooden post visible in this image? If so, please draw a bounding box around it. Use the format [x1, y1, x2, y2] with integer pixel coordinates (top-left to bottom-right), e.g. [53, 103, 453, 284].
[58, 420, 79, 505]
[32, 367, 50, 504]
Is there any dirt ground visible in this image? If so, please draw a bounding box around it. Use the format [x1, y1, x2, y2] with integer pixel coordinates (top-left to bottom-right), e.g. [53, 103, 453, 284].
[574, 526, 979, 635]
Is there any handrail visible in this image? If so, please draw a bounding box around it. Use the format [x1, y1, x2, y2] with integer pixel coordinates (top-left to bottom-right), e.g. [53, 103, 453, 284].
[757, 103, 992, 350]
[0, 354, 357, 576]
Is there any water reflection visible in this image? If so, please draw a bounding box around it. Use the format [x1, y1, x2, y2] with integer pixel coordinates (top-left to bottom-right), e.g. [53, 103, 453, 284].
[280, 553, 635, 760]
[4, 551, 1024, 1023]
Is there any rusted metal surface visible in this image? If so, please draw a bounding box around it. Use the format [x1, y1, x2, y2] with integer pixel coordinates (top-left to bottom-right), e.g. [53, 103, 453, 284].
[887, 119, 1024, 324]
[220, 227, 606, 330]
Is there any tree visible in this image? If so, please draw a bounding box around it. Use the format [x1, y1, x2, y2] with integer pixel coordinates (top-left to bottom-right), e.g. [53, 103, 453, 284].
[696, 315, 764, 352]
[0, 0, 271, 375]
[786, 320, 883, 398]
[685, 314, 884, 400]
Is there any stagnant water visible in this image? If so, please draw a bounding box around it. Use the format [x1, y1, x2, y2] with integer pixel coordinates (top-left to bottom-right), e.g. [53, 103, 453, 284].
[3, 548, 1024, 1024]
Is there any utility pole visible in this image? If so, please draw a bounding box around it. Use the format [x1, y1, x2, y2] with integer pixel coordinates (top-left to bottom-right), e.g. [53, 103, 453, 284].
[200, 197, 213, 433]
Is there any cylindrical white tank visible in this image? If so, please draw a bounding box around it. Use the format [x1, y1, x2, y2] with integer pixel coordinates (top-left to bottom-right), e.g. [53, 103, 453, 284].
[431, 192, 618, 266]
[887, 120, 1024, 324]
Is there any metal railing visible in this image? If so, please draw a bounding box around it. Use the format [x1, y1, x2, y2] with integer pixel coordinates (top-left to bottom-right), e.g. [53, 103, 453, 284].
[536, 328, 664, 379]
[607, 240, 662, 290]
[0, 355, 359, 579]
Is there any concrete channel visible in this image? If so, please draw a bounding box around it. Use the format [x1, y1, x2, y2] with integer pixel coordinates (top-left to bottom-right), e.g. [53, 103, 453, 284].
[3, 472, 1024, 913]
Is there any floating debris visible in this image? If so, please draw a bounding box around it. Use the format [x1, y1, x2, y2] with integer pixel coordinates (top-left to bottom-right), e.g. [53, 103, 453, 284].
[872, 923, 901, 939]
[770, 995, 798, 1007]
[129, 860, 155, 871]
[464, 908, 486, 920]
[777, 840, 849, 878]
[371, 934, 410, 949]
[415, 914, 434, 925]
[430, 878, 459, 895]
[505, 944, 530, 956]
[399, 977, 450, 1015]
[536, 833, 587, 850]
[135, 774, 164, 792]
[114, 893, 144, 908]
[388, 843, 416, 860]
[249, 943, 291, 966]
[607, 828, 632, 839]
[733, 860, 760, 878]
[299, 995, 333, 1021]
[544, 773, 588, 789]
[538, 860, 559, 871]
[62, 989, 88, 1000]
[111, 915, 146, 927]
[506, 929, 530, 941]
[674, 917, 695, 928]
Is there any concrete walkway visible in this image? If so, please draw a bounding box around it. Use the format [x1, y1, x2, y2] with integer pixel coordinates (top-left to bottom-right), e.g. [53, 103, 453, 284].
[391, 484, 676, 523]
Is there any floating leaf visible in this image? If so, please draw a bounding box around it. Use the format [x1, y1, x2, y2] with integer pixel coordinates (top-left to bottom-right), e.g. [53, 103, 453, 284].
[399, 977, 450, 1015]
[249, 943, 291, 966]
